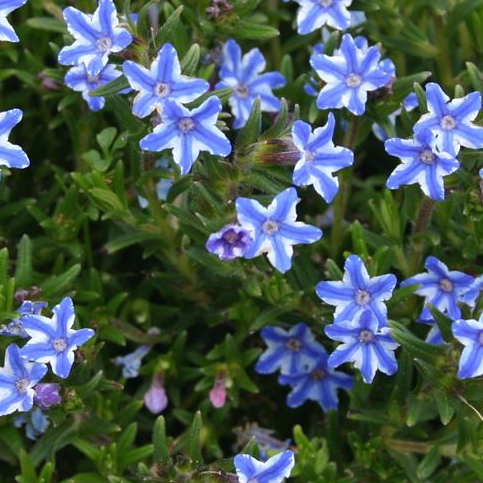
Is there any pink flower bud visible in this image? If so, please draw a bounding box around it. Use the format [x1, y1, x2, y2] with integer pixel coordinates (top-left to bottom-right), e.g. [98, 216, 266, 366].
[144, 375, 168, 414]
[209, 375, 227, 408]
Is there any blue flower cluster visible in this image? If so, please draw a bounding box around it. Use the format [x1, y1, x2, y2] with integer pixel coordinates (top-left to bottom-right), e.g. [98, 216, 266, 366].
[255, 323, 353, 411]
[0, 297, 94, 416]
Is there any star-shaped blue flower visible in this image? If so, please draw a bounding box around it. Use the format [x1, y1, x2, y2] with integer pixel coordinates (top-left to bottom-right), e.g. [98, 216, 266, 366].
[215, 39, 286, 129]
[385, 129, 460, 201]
[206, 224, 252, 261]
[65, 63, 126, 112]
[452, 314, 483, 379]
[0, 344, 47, 416]
[310, 34, 390, 115]
[234, 450, 295, 483]
[316, 255, 397, 328]
[325, 310, 399, 384]
[255, 323, 326, 376]
[139, 97, 232, 176]
[291, 114, 354, 202]
[0, 0, 28, 42]
[0, 109, 30, 170]
[20, 297, 95, 379]
[278, 347, 353, 411]
[123, 43, 209, 118]
[401, 256, 474, 320]
[58, 0, 133, 76]
[413, 83, 483, 155]
[236, 187, 323, 273]
[294, 0, 353, 34]
[1, 300, 48, 338]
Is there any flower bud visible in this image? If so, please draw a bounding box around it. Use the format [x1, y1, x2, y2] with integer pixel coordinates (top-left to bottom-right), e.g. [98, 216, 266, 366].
[144, 374, 168, 414]
[34, 383, 62, 408]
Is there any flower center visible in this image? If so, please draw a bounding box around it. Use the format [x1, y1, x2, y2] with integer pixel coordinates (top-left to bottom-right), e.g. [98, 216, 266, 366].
[15, 378, 30, 394]
[96, 36, 112, 52]
[262, 220, 279, 235]
[419, 149, 435, 164]
[52, 337, 67, 352]
[355, 289, 371, 305]
[87, 74, 100, 83]
[178, 118, 196, 133]
[346, 73, 362, 88]
[154, 82, 171, 97]
[310, 369, 326, 380]
[305, 150, 316, 162]
[235, 84, 250, 98]
[286, 338, 302, 352]
[319, 0, 333, 6]
[359, 329, 375, 343]
[440, 115, 456, 130]
[439, 278, 453, 293]
[222, 229, 238, 244]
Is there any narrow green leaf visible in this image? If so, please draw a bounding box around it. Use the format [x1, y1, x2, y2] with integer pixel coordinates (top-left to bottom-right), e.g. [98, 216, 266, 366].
[186, 411, 203, 466]
[89, 76, 130, 97]
[153, 416, 170, 466]
[234, 20, 279, 39]
[15, 235, 33, 288]
[236, 97, 262, 150]
[181, 44, 201, 77]
[40, 264, 81, 296]
[433, 390, 455, 425]
[155, 6, 184, 46]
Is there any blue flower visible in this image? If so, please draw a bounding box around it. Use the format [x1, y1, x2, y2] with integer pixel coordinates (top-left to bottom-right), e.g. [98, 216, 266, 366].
[255, 323, 326, 375]
[64, 63, 126, 111]
[215, 39, 286, 129]
[294, 0, 353, 34]
[206, 224, 252, 261]
[234, 450, 295, 483]
[452, 314, 483, 379]
[58, 0, 133, 76]
[310, 34, 390, 115]
[0, 0, 27, 41]
[0, 344, 47, 416]
[325, 310, 399, 384]
[20, 297, 95, 379]
[461, 275, 483, 308]
[113, 344, 151, 378]
[278, 348, 353, 411]
[0, 109, 30, 170]
[1, 300, 48, 338]
[413, 83, 483, 155]
[291, 114, 354, 202]
[236, 187, 323, 273]
[385, 129, 460, 201]
[139, 97, 232, 175]
[316, 255, 397, 328]
[13, 407, 50, 440]
[123, 43, 209, 118]
[401, 256, 474, 320]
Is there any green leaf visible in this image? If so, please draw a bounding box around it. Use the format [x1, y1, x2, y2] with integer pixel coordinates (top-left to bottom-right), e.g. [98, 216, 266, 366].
[186, 411, 203, 466]
[181, 44, 201, 77]
[16, 451, 37, 483]
[40, 264, 81, 296]
[88, 188, 125, 212]
[153, 416, 170, 466]
[236, 97, 262, 150]
[89, 75, 130, 97]
[433, 390, 456, 425]
[15, 235, 33, 287]
[26, 17, 66, 32]
[155, 6, 184, 46]
[105, 232, 161, 254]
[234, 20, 279, 39]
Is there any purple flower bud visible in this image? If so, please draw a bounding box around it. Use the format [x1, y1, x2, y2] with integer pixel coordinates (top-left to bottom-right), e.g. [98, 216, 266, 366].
[144, 375, 168, 414]
[209, 374, 227, 408]
[34, 383, 62, 408]
[206, 224, 252, 261]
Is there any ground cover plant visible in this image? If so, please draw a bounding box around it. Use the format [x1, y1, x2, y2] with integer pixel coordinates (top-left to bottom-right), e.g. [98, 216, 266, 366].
[1, 0, 483, 481]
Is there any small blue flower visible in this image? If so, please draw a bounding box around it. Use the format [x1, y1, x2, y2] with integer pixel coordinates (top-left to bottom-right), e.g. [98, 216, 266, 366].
[14, 407, 50, 440]
[325, 310, 399, 384]
[0, 109, 30, 170]
[0, 0, 28, 41]
[123, 43, 209, 118]
[58, 0, 133, 76]
[278, 348, 353, 411]
[20, 297, 95, 379]
[294, 0, 353, 34]
[255, 323, 326, 375]
[385, 129, 460, 201]
[139, 97, 232, 175]
[234, 450, 295, 483]
[64, 63, 125, 111]
[316, 254, 397, 328]
[291, 114, 354, 202]
[113, 344, 151, 378]
[452, 314, 483, 379]
[401, 256, 474, 320]
[310, 34, 390, 115]
[1, 300, 48, 338]
[0, 344, 47, 416]
[206, 224, 252, 261]
[413, 83, 483, 155]
[236, 187, 323, 273]
[215, 39, 286, 129]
